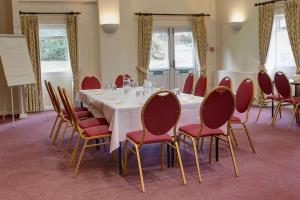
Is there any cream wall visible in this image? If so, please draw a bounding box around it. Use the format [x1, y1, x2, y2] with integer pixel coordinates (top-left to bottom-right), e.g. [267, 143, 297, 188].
[99, 0, 217, 89]
[216, 0, 264, 73]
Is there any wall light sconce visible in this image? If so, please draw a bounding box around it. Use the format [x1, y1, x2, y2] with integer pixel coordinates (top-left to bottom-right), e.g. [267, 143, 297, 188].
[230, 21, 244, 31]
[98, 0, 120, 33]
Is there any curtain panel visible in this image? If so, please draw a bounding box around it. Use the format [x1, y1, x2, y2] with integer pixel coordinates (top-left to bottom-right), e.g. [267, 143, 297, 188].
[20, 15, 43, 112]
[284, 0, 300, 74]
[192, 16, 208, 75]
[137, 15, 153, 85]
[66, 14, 80, 101]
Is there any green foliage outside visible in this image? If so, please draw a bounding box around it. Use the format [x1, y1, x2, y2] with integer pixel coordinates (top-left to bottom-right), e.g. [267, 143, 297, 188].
[40, 39, 67, 61]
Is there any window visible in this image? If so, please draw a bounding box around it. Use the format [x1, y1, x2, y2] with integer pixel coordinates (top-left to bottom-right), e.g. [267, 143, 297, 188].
[39, 24, 71, 73]
[267, 14, 296, 77]
[149, 31, 169, 70]
[174, 31, 195, 69]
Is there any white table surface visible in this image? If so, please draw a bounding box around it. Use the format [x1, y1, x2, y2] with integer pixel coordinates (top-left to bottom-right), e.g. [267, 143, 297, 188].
[79, 88, 203, 152]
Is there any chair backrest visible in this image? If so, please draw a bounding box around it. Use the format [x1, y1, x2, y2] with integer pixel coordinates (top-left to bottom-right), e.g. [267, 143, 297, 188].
[200, 86, 235, 130]
[274, 71, 291, 99]
[44, 80, 58, 113]
[115, 74, 132, 88]
[218, 76, 232, 89]
[81, 75, 101, 90]
[194, 75, 207, 97]
[257, 71, 273, 95]
[236, 79, 254, 113]
[142, 90, 181, 139]
[57, 86, 74, 124]
[47, 81, 62, 114]
[62, 88, 81, 129]
[183, 73, 194, 94]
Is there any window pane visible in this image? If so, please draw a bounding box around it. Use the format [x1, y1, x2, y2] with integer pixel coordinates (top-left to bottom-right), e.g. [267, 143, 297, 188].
[149, 31, 169, 70]
[39, 25, 71, 73]
[174, 31, 194, 69]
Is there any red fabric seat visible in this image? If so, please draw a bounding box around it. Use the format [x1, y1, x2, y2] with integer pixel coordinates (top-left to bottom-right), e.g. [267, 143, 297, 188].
[79, 117, 109, 129]
[83, 125, 111, 137]
[179, 124, 225, 137]
[284, 96, 300, 104]
[127, 130, 172, 144]
[230, 115, 241, 123]
[75, 110, 92, 118]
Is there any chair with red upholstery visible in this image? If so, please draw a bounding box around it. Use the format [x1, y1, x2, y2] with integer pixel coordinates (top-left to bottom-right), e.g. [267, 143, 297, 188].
[46, 81, 91, 145]
[229, 79, 255, 153]
[183, 73, 194, 94]
[123, 90, 186, 192]
[179, 86, 238, 182]
[115, 74, 132, 88]
[81, 75, 102, 90]
[194, 75, 207, 97]
[57, 86, 109, 155]
[61, 88, 112, 176]
[256, 71, 282, 121]
[218, 76, 232, 89]
[272, 71, 300, 129]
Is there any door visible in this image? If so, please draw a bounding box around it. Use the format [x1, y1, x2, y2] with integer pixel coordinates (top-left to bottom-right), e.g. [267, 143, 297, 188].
[149, 28, 198, 91]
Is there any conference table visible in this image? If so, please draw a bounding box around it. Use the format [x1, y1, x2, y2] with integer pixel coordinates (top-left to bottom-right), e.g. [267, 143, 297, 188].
[79, 87, 203, 173]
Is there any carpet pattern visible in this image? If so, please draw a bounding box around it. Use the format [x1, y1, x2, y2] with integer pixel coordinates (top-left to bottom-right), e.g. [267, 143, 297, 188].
[0, 107, 300, 200]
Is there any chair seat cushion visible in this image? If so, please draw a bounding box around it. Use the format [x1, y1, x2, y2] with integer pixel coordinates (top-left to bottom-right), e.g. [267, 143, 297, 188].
[230, 115, 241, 123]
[179, 124, 225, 137]
[284, 97, 300, 104]
[83, 125, 111, 137]
[127, 130, 172, 144]
[79, 117, 109, 129]
[62, 107, 87, 114]
[75, 110, 93, 118]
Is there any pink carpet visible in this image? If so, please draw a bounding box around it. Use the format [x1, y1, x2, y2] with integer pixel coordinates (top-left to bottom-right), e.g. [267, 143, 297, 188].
[0, 107, 300, 200]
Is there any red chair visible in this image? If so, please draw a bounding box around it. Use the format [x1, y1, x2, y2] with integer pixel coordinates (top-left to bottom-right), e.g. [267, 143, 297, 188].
[218, 76, 232, 89]
[123, 90, 186, 192]
[61, 88, 112, 176]
[194, 75, 207, 97]
[183, 73, 194, 94]
[229, 79, 255, 153]
[81, 75, 102, 90]
[115, 74, 132, 88]
[272, 71, 300, 129]
[256, 71, 282, 121]
[179, 86, 238, 182]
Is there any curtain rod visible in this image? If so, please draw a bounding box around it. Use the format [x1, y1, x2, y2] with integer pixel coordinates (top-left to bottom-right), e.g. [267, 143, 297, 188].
[19, 11, 81, 15]
[134, 12, 210, 17]
[254, 0, 287, 6]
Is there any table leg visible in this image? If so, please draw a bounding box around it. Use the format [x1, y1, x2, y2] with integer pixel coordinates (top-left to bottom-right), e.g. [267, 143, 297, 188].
[171, 141, 175, 167]
[96, 139, 100, 150]
[118, 142, 122, 175]
[271, 101, 274, 117]
[215, 137, 219, 162]
[167, 144, 170, 168]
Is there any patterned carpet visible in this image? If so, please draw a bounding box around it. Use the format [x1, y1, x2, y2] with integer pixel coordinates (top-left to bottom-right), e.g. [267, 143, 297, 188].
[0, 106, 300, 200]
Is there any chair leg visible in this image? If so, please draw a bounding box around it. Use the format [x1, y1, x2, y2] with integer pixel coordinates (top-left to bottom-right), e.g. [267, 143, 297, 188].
[52, 119, 63, 145]
[49, 115, 59, 138]
[64, 129, 75, 157]
[256, 100, 264, 121]
[174, 141, 187, 185]
[58, 122, 69, 150]
[209, 136, 213, 163]
[69, 136, 81, 167]
[134, 144, 145, 192]
[123, 140, 128, 175]
[272, 103, 281, 126]
[102, 138, 107, 152]
[161, 142, 164, 170]
[227, 135, 239, 177]
[74, 140, 88, 176]
[191, 138, 202, 182]
[230, 127, 238, 146]
[242, 123, 256, 153]
[289, 105, 299, 129]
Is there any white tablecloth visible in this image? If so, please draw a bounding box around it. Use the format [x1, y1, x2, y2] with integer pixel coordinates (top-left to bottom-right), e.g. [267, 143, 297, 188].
[79, 88, 203, 152]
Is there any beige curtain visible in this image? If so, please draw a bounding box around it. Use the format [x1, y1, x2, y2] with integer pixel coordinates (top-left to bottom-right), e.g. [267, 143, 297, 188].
[258, 4, 275, 71]
[66, 14, 79, 100]
[192, 16, 207, 75]
[20, 15, 43, 112]
[285, 0, 300, 74]
[137, 15, 153, 85]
